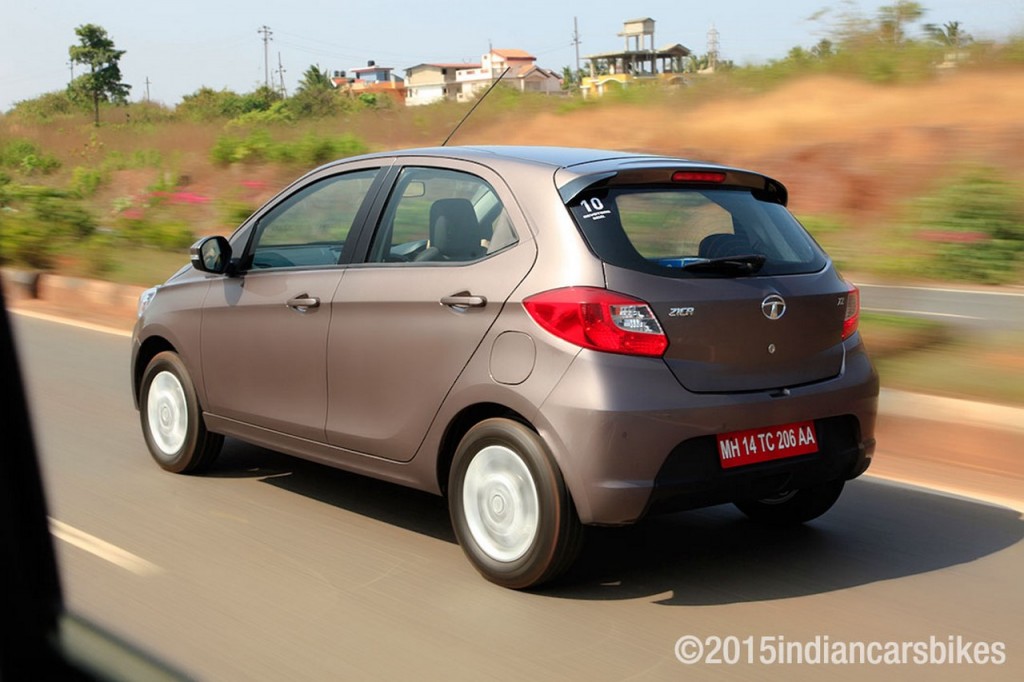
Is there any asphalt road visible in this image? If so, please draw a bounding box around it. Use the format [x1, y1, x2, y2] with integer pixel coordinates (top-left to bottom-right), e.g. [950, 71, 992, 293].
[858, 282, 1024, 331]
[12, 313, 1024, 681]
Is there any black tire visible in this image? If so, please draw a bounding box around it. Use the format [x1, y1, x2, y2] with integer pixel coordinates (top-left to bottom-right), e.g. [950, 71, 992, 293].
[449, 418, 583, 589]
[139, 351, 223, 474]
[734, 479, 845, 525]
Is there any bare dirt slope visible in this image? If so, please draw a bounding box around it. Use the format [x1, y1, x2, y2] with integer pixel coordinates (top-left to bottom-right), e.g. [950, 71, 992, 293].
[460, 71, 1024, 218]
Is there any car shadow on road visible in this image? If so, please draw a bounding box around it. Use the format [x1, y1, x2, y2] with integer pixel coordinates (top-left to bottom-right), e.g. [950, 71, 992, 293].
[211, 439, 1022, 605]
[549, 479, 1023, 604]
[212, 438, 456, 543]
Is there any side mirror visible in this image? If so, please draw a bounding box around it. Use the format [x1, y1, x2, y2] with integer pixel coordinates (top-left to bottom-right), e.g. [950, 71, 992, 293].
[189, 236, 232, 274]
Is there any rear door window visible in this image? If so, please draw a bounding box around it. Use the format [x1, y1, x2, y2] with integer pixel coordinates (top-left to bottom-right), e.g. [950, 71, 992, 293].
[367, 167, 517, 264]
[569, 187, 826, 277]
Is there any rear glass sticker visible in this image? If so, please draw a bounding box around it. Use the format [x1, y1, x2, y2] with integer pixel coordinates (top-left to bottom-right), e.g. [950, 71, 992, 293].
[579, 197, 613, 222]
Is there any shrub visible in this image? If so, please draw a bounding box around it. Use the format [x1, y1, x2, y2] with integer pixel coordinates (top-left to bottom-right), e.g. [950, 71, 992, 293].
[177, 87, 244, 121]
[102, 148, 163, 171]
[210, 130, 368, 167]
[0, 214, 62, 269]
[230, 101, 296, 126]
[0, 186, 97, 268]
[6, 91, 81, 121]
[905, 167, 1024, 283]
[210, 129, 275, 165]
[119, 217, 195, 250]
[71, 166, 106, 197]
[219, 199, 257, 228]
[0, 139, 61, 175]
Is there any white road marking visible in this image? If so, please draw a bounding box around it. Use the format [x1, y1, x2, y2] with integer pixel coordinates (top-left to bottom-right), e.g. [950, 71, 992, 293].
[49, 518, 162, 576]
[9, 308, 132, 337]
[857, 283, 1024, 297]
[865, 474, 1023, 513]
[862, 306, 981, 320]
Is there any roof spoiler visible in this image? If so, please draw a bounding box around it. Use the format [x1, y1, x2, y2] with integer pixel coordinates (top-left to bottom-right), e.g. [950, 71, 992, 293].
[558, 168, 788, 206]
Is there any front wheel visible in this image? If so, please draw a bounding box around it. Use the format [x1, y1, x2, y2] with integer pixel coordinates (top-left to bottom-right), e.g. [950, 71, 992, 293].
[139, 351, 223, 474]
[734, 479, 845, 525]
[449, 418, 582, 589]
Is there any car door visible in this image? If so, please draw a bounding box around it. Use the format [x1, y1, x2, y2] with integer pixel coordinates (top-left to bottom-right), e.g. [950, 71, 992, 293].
[201, 164, 386, 441]
[324, 161, 536, 461]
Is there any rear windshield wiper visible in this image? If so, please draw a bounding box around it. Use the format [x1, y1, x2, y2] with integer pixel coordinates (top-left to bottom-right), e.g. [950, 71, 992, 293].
[681, 254, 767, 274]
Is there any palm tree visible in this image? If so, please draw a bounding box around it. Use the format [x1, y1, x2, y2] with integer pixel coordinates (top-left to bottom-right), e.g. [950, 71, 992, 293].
[878, 1, 925, 45]
[924, 21, 972, 49]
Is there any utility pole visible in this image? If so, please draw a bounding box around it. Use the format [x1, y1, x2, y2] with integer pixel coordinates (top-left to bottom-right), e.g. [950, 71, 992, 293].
[258, 25, 273, 89]
[572, 17, 581, 77]
[276, 52, 287, 97]
[145, 77, 151, 101]
[67, 60, 74, 84]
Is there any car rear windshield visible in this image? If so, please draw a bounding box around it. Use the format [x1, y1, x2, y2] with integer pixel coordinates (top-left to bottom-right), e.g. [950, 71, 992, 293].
[567, 186, 827, 278]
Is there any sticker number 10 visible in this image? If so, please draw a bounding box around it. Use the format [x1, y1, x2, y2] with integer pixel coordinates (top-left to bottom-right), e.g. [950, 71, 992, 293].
[581, 198, 605, 212]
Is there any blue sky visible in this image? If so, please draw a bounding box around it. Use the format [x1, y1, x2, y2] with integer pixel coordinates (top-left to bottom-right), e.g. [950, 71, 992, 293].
[2, 0, 1022, 111]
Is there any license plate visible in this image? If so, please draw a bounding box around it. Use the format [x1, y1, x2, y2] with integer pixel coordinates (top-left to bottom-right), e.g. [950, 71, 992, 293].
[717, 420, 818, 469]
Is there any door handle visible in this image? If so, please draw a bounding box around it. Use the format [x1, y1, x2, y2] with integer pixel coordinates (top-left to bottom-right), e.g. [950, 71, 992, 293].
[440, 292, 487, 309]
[286, 295, 321, 312]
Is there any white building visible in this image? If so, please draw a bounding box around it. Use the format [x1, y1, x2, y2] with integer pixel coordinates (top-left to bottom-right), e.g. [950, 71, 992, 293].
[455, 49, 562, 102]
[405, 62, 479, 106]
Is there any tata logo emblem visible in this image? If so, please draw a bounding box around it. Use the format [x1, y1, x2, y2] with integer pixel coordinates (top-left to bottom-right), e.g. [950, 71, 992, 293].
[761, 294, 786, 320]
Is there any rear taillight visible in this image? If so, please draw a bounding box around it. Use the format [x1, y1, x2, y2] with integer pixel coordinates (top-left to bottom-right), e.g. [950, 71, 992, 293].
[523, 287, 668, 357]
[842, 283, 860, 340]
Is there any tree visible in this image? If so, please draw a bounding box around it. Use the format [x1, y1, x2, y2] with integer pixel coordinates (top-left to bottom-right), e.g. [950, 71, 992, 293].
[878, 1, 926, 45]
[290, 65, 343, 118]
[924, 21, 972, 49]
[296, 64, 334, 92]
[560, 65, 586, 90]
[67, 24, 130, 125]
[811, 39, 835, 59]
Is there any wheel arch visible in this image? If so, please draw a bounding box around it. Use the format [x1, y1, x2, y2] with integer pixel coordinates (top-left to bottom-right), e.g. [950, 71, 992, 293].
[435, 403, 531, 497]
[132, 336, 177, 409]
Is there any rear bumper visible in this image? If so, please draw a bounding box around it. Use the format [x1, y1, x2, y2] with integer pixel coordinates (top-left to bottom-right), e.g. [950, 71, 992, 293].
[645, 415, 873, 517]
[534, 340, 878, 525]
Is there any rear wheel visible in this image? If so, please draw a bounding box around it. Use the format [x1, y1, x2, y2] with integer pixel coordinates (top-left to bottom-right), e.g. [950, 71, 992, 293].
[734, 479, 845, 525]
[449, 418, 582, 589]
[140, 351, 222, 474]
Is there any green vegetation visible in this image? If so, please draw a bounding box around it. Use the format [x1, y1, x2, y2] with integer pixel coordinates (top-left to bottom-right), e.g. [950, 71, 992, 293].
[1, 139, 61, 175]
[858, 313, 1024, 405]
[901, 168, 1024, 284]
[0, 186, 95, 269]
[210, 130, 368, 167]
[0, 9, 1021, 292]
[799, 167, 1024, 285]
[67, 24, 130, 126]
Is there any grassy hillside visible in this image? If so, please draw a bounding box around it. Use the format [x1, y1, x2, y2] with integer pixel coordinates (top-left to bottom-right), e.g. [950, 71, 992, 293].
[2, 67, 1023, 286]
[4, 63, 1024, 405]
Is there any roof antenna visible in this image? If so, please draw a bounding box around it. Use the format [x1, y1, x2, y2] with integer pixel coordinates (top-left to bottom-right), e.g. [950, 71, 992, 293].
[441, 66, 511, 146]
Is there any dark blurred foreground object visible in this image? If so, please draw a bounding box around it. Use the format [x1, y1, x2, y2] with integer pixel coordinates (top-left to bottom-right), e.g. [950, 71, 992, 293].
[0, 281, 187, 680]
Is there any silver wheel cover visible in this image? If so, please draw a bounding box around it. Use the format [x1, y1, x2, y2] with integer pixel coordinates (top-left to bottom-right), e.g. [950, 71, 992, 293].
[146, 370, 188, 458]
[462, 445, 540, 562]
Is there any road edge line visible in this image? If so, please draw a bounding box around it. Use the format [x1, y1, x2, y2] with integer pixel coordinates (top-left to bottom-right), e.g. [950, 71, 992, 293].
[49, 518, 162, 576]
[10, 308, 132, 338]
[864, 473, 1023, 513]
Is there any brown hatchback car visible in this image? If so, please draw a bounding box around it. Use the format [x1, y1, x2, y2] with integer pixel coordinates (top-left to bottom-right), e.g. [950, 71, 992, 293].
[131, 146, 878, 588]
